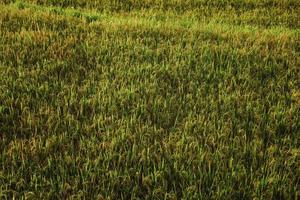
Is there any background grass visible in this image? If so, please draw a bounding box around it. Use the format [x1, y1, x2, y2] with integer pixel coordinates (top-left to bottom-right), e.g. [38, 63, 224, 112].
[0, 0, 299, 199]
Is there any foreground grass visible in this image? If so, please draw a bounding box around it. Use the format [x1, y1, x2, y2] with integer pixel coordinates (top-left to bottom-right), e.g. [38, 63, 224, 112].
[0, 1, 299, 199]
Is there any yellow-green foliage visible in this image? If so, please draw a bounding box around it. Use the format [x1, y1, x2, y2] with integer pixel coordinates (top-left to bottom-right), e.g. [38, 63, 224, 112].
[0, 0, 299, 199]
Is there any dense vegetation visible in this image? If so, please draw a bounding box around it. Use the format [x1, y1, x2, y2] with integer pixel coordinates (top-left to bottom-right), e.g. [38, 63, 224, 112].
[0, 0, 299, 199]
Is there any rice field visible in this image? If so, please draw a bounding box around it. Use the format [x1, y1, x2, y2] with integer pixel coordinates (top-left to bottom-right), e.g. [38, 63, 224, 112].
[0, 0, 299, 199]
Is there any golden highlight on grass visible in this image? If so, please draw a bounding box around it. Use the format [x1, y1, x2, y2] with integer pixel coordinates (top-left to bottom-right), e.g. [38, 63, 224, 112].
[0, 0, 299, 199]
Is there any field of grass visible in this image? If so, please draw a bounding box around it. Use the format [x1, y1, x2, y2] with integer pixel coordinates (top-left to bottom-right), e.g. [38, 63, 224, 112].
[0, 0, 299, 199]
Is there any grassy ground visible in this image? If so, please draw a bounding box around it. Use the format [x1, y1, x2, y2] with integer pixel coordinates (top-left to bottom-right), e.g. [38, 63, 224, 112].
[0, 0, 299, 199]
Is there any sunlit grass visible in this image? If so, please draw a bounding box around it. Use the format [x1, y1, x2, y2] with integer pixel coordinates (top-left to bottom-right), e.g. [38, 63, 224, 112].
[0, 0, 299, 199]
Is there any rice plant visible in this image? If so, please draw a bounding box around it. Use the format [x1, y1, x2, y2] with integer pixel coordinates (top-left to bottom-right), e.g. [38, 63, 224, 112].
[0, 0, 299, 199]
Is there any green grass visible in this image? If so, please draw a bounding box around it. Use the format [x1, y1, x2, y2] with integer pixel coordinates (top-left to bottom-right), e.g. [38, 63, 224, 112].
[0, 0, 299, 199]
